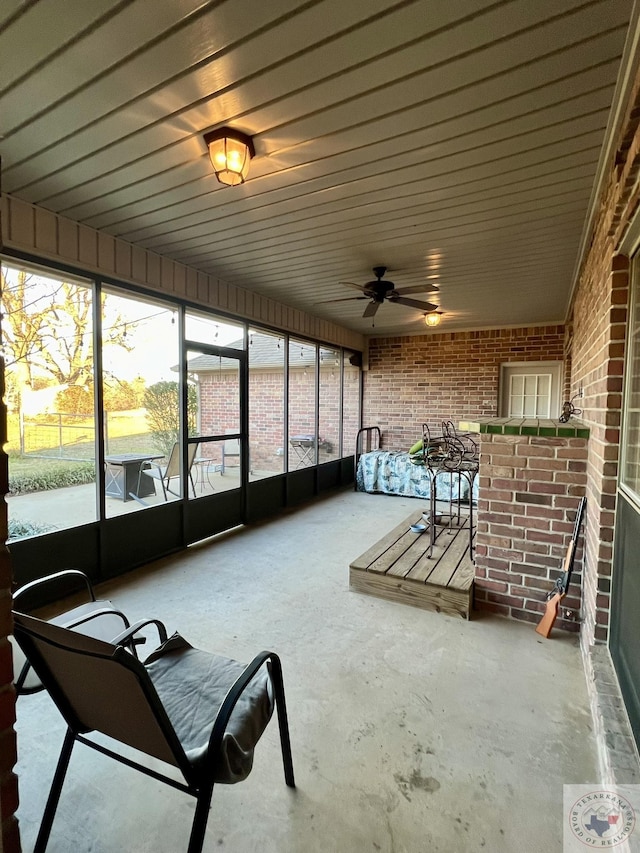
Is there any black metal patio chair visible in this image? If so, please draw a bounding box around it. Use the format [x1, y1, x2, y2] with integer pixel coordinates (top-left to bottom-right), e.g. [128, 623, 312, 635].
[12, 611, 295, 853]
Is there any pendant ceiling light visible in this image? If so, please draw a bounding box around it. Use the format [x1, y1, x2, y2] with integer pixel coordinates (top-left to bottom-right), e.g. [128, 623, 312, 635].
[203, 127, 255, 186]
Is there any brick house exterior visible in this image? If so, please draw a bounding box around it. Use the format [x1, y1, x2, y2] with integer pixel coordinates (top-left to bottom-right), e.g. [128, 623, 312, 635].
[189, 341, 361, 470]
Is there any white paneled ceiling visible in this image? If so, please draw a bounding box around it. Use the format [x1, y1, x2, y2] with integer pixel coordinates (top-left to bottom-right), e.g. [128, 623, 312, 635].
[0, 0, 634, 336]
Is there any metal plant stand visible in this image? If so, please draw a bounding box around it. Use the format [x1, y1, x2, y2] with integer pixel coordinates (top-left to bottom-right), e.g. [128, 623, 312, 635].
[419, 423, 479, 559]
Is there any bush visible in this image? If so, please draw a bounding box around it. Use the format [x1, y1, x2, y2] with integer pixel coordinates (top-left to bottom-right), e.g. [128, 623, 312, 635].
[55, 384, 93, 414]
[8, 518, 57, 540]
[9, 462, 96, 495]
[144, 381, 198, 456]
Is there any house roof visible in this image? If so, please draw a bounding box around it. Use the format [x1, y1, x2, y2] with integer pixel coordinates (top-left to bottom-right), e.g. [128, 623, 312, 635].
[0, 1, 635, 336]
[188, 335, 342, 371]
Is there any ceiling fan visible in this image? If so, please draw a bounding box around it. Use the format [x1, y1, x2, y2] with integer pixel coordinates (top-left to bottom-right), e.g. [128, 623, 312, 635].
[316, 266, 439, 318]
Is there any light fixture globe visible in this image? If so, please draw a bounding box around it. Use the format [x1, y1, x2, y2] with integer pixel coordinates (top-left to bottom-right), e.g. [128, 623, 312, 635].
[425, 311, 442, 327]
[203, 127, 255, 186]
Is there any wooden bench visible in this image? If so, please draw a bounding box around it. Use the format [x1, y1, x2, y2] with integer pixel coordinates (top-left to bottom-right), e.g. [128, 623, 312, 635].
[349, 510, 474, 619]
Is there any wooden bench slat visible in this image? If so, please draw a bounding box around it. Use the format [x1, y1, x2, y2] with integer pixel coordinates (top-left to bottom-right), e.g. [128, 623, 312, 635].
[401, 518, 465, 583]
[368, 517, 429, 574]
[450, 556, 475, 591]
[415, 521, 470, 587]
[349, 511, 424, 570]
[386, 534, 432, 577]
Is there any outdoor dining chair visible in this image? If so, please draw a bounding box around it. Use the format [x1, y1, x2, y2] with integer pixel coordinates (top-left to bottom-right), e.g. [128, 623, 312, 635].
[221, 434, 240, 474]
[12, 611, 295, 853]
[11, 568, 134, 695]
[143, 441, 198, 500]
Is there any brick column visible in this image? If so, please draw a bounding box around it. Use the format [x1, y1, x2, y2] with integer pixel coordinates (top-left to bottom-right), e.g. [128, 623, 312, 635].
[0, 355, 20, 853]
[474, 433, 588, 630]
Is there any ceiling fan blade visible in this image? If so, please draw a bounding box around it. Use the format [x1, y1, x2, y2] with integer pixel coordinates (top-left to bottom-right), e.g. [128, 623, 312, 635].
[392, 296, 439, 311]
[392, 284, 439, 295]
[314, 296, 368, 305]
[363, 301, 380, 318]
[339, 281, 368, 293]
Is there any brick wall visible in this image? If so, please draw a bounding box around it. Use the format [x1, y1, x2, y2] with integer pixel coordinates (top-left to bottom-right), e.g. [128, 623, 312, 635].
[474, 434, 587, 628]
[364, 325, 565, 449]
[198, 363, 360, 467]
[568, 65, 640, 646]
[571, 256, 627, 645]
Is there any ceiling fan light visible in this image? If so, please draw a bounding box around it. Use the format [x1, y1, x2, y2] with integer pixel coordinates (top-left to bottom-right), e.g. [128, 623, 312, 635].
[203, 127, 255, 186]
[425, 311, 442, 327]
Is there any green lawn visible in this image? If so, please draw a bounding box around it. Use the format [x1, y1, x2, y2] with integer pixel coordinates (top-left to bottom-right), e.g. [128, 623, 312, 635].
[8, 431, 168, 495]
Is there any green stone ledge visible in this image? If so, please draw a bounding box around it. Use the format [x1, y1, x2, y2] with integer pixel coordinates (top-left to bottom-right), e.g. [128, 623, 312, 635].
[458, 417, 590, 439]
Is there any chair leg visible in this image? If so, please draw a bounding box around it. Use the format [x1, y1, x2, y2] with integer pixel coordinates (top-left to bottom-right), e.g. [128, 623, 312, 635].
[269, 654, 295, 787]
[34, 728, 76, 853]
[14, 660, 31, 695]
[187, 782, 214, 853]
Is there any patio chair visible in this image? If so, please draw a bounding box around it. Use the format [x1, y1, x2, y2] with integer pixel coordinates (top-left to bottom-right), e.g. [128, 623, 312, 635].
[11, 569, 133, 695]
[143, 441, 198, 500]
[221, 432, 240, 475]
[12, 612, 295, 853]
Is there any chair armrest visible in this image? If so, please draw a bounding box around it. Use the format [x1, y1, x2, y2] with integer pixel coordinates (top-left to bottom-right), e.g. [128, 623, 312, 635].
[62, 606, 130, 633]
[208, 650, 274, 753]
[111, 618, 168, 648]
[14, 568, 96, 606]
[62, 607, 147, 654]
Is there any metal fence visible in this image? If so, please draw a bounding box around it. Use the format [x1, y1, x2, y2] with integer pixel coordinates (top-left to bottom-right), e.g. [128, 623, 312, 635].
[18, 412, 94, 460]
[16, 411, 151, 460]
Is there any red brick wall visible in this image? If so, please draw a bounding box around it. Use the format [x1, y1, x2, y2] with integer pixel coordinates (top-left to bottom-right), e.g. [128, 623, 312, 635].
[567, 69, 640, 646]
[198, 364, 360, 467]
[571, 256, 628, 645]
[364, 326, 565, 449]
[474, 434, 587, 628]
[342, 362, 361, 456]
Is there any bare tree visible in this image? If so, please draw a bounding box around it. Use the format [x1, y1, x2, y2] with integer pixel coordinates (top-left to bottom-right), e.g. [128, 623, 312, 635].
[1, 268, 132, 406]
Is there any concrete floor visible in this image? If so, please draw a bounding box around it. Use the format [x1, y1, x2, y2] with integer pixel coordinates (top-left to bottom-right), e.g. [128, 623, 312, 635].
[14, 489, 598, 853]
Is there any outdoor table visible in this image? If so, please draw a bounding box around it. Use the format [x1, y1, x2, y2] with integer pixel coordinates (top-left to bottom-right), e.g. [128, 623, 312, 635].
[104, 452, 164, 502]
[289, 435, 319, 468]
[192, 457, 222, 492]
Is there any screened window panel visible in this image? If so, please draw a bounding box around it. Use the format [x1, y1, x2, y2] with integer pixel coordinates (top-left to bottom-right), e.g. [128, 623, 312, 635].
[318, 348, 341, 463]
[102, 290, 179, 512]
[622, 274, 640, 496]
[185, 310, 244, 349]
[288, 340, 317, 470]
[2, 262, 98, 537]
[248, 329, 285, 479]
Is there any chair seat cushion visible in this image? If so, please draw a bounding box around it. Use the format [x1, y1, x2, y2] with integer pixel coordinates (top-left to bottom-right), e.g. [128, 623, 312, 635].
[145, 635, 274, 783]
